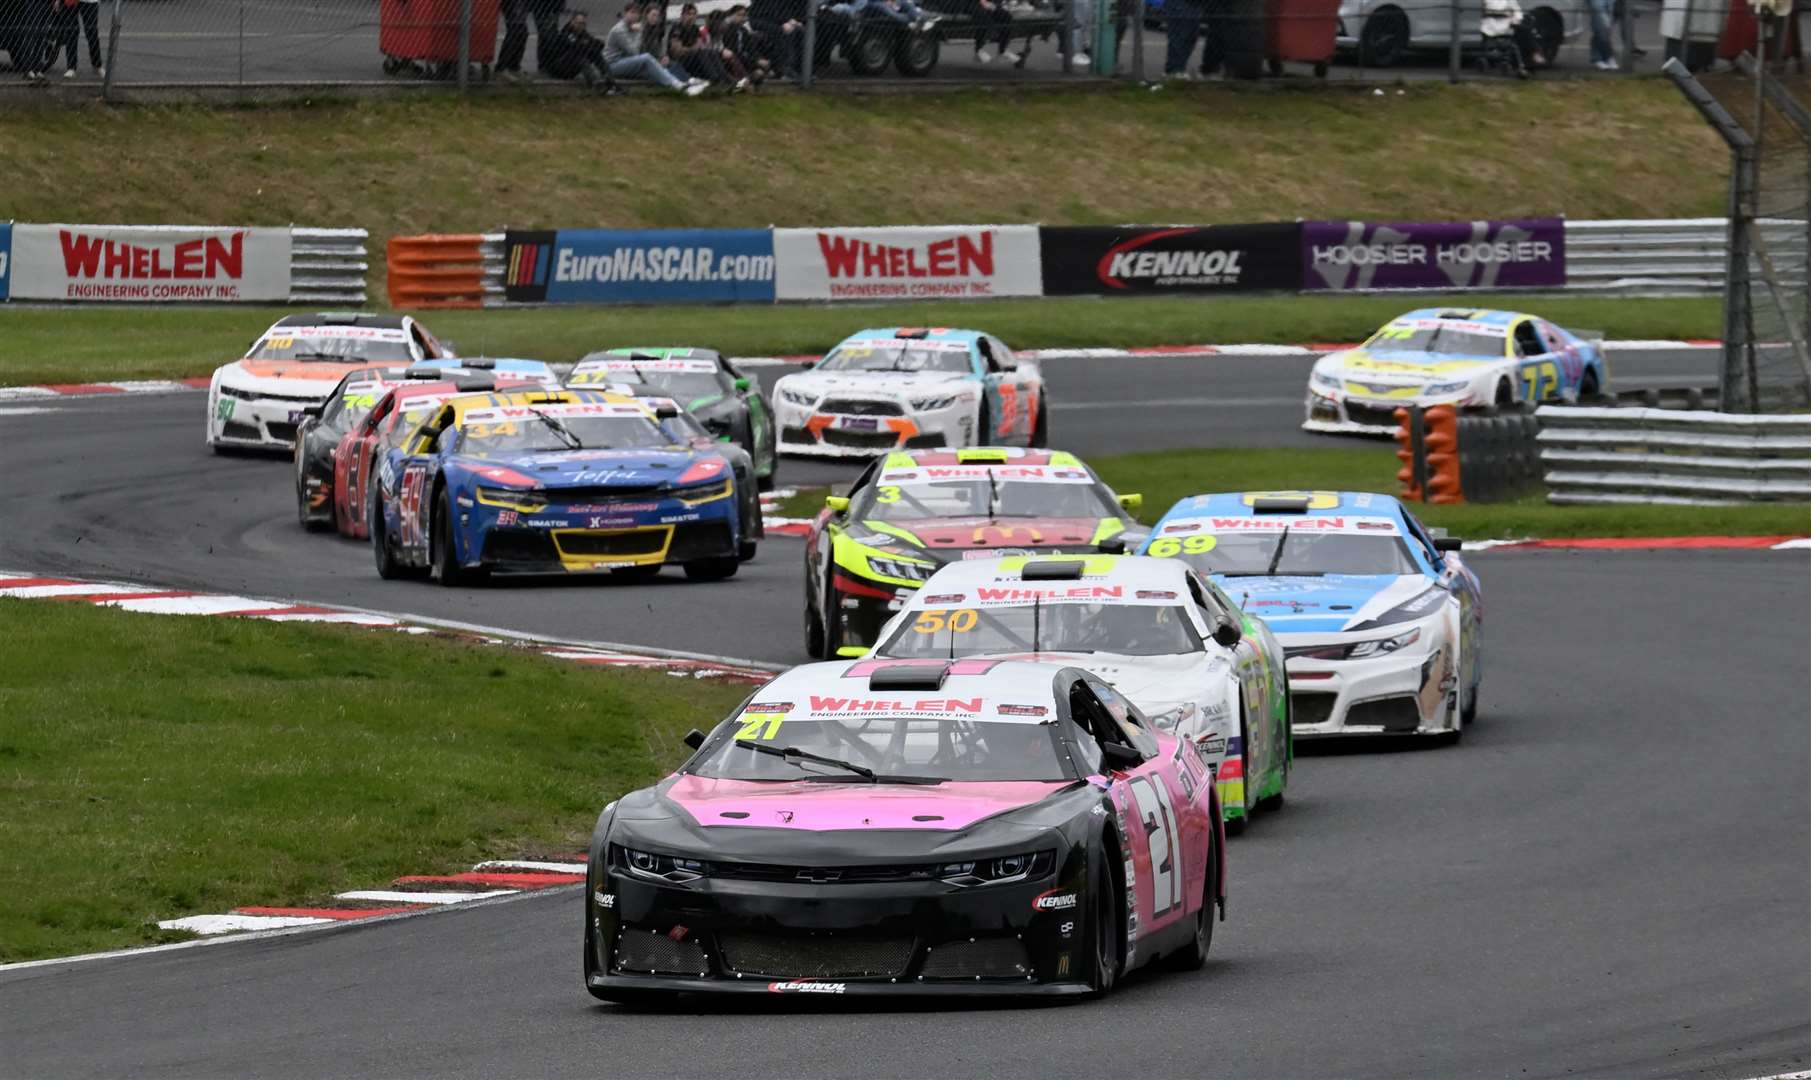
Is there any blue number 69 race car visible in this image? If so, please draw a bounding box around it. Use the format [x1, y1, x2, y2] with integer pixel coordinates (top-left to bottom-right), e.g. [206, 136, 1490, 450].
[371, 388, 748, 585]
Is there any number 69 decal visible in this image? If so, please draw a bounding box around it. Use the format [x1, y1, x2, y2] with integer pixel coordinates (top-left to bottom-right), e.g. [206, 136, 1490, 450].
[1128, 776, 1183, 917]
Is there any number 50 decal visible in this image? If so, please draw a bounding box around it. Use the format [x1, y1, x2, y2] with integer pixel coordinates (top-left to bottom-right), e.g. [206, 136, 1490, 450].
[1128, 776, 1183, 917]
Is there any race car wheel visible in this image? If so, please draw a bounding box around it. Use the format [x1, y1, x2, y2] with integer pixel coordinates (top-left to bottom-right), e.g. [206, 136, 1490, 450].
[1495, 379, 1516, 408]
[1030, 395, 1049, 448]
[430, 489, 481, 587]
[1358, 7, 1408, 66]
[684, 556, 740, 581]
[1164, 830, 1216, 971]
[739, 541, 759, 561]
[371, 488, 403, 581]
[1579, 368, 1601, 401]
[757, 471, 776, 493]
[805, 602, 828, 659]
[1224, 715, 1251, 835]
[1256, 697, 1290, 813]
[975, 400, 993, 448]
[1088, 857, 1123, 996]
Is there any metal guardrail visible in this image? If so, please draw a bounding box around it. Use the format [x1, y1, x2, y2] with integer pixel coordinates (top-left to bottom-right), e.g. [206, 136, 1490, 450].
[1565, 217, 1808, 295]
[1537, 404, 1811, 505]
[290, 227, 369, 304]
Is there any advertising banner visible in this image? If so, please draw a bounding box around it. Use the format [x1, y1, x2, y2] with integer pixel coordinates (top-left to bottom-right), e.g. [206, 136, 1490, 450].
[0, 223, 11, 302]
[774, 225, 1042, 301]
[502, 228, 775, 304]
[7, 224, 292, 302]
[1039, 224, 1302, 295]
[1301, 218, 1565, 291]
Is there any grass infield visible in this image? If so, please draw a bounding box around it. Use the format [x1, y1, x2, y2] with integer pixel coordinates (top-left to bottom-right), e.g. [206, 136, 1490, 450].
[0, 601, 751, 963]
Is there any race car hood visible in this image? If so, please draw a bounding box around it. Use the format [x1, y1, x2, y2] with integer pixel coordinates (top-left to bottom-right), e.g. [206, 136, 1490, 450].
[446, 446, 721, 489]
[987, 651, 1220, 704]
[1214, 573, 1430, 635]
[1322, 348, 1499, 383]
[659, 775, 1074, 832]
[779, 370, 974, 399]
[214, 360, 355, 398]
[875, 517, 1111, 554]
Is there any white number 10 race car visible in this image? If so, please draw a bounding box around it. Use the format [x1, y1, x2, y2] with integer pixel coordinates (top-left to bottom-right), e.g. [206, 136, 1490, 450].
[774, 328, 1048, 457]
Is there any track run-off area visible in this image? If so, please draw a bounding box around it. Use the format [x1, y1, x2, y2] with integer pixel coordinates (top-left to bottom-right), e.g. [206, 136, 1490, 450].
[1, 346, 1807, 1079]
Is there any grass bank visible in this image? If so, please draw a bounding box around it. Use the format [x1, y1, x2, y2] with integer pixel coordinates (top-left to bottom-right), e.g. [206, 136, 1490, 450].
[0, 294, 1720, 387]
[0, 601, 751, 962]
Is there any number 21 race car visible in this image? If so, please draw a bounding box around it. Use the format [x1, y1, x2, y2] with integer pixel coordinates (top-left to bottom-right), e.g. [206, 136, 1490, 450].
[584, 658, 1224, 1001]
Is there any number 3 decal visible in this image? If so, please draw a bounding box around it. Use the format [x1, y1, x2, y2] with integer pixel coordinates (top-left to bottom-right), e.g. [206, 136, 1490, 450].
[1128, 776, 1183, 917]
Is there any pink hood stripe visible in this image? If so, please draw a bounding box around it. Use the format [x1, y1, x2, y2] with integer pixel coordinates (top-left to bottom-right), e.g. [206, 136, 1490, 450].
[666, 775, 1071, 831]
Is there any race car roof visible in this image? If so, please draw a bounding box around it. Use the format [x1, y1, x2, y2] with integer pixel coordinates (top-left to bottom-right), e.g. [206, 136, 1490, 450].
[751, 657, 1079, 721]
[441, 386, 640, 423]
[273, 313, 408, 330]
[837, 327, 984, 347]
[591, 347, 722, 361]
[1155, 490, 1404, 523]
[882, 448, 1085, 470]
[1388, 308, 1522, 331]
[909, 554, 1190, 608]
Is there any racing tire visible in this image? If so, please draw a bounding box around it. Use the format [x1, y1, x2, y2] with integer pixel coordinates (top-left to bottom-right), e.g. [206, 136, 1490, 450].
[1495, 379, 1516, 408]
[684, 556, 740, 581]
[739, 541, 759, 561]
[371, 486, 405, 581]
[1030, 396, 1049, 448]
[1255, 697, 1291, 813]
[1358, 7, 1408, 66]
[1088, 857, 1123, 996]
[430, 488, 482, 587]
[757, 471, 776, 493]
[847, 27, 891, 74]
[1579, 368, 1601, 401]
[974, 400, 993, 449]
[1163, 831, 1216, 971]
[896, 31, 939, 75]
[805, 602, 828, 659]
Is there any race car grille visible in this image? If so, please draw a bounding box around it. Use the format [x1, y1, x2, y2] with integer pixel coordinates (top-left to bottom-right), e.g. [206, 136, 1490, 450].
[221, 421, 263, 441]
[822, 429, 902, 450]
[1291, 692, 1337, 726]
[705, 860, 940, 884]
[1345, 696, 1421, 732]
[667, 522, 736, 563]
[612, 927, 708, 977]
[919, 937, 1032, 980]
[481, 530, 560, 564]
[265, 421, 299, 444]
[819, 398, 903, 416]
[1343, 402, 1402, 429]
[780, 425, 815, 445]
[717, 932, 914, 979]
[219, 385, 324, 404]
[555, 528, 671, 558]
[904, 433, 946, 449]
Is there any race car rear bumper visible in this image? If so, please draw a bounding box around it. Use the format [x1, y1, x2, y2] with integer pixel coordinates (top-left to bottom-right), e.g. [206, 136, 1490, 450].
[1285, 647, 1455, 737]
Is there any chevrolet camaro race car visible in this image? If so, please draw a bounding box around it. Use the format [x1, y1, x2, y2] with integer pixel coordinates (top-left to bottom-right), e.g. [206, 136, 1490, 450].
[870, 554, 1290, 831]
[293, 365, 470, 531]
[583, 657, 1225, 1001]
[605, 389, 766, 560]
[207, 313, 452, 452]
[407, 356, 561, 386]
[773, 328, 1046, 457]
[370, 389, 747, 584]
[1140, 490, 1482, 741]
[802, 448, 1144, 658]
[568, 349, 778, 489]
[1304, 308, 1609, 435]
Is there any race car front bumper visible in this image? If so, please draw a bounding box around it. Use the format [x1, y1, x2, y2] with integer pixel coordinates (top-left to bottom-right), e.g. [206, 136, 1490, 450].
[457, 487, 740, 574]
[1283, 640, 1456, 738]
[775, 399, 968, 458]
[210, 386, 327, 451]
[587, 857, 1094, 998]
[1302, 389, 1407, 437]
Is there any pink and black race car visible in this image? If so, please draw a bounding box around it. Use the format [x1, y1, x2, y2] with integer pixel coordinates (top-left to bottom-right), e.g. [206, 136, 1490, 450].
[583, 657, 1226, 1001]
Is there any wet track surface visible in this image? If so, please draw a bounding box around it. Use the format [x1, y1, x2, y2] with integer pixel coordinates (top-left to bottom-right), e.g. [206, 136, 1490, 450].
[3, 346, 1808, 1079]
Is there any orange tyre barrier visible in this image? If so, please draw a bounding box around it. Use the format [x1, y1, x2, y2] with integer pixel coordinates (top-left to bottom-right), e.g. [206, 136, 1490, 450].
[387, 234, 487, 309]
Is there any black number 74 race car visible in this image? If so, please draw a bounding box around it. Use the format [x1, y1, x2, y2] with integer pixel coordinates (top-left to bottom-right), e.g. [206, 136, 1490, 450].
[583, 657, 1225, 1001]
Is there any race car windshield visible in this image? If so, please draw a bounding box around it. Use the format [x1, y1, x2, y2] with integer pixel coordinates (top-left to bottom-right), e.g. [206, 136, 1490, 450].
[862, 479, 1117, 521]
[1161, 531, 1420, 576]
[385, 404, 446, 447]
[881, 603, 1200, 659]
[691, 716, 1070, 783]
[250, 334, 415, 363]
[1366, 325, 1504, 358]
[818, 344, 972, 374]
[453, 415, 667, 455]
[619, 369, 724, 399]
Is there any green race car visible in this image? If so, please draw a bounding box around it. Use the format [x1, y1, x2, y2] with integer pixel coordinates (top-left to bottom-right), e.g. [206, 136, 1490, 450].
[568, 347, 778, 489]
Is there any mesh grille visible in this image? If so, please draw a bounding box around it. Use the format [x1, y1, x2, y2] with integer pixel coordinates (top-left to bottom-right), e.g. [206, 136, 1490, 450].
[613, 928, 709, 976]
[1292, 692, 1336, 726]
[819, 398, 904, 416]
[265, 421, 299, 444]
[823, 429, 901, 449]
[718, 932, 914, 979]
[554, 528, 670, 558]
[221, 421, 262, 441]
[666, 522, 737, 563]
[1345, 696, 1421, 731]
[481, 530, 559, 563]
[1344, 403, 1400, 428]
[709, 860, 940, 884]
[919, 937, 1032, 980]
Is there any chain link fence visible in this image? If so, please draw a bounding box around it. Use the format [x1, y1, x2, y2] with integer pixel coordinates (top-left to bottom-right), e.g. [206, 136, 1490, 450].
[0, 0, 1800, 90]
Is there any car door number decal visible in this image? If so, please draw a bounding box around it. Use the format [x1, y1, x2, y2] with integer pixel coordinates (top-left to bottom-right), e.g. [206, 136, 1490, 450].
[996, 383, 1019, 434]
[398, 465, 428, 549]
[1519, 360, 1560, 402]
[1128, 775, 1182, 917]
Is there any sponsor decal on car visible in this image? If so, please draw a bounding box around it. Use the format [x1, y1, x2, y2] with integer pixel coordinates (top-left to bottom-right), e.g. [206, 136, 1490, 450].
[1033, 890, 1079, 911]
[768, 980, 846, 994]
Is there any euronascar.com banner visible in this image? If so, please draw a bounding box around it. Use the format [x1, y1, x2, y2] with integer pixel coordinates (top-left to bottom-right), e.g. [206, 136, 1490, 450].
[773, 226, 1042, 302]
[1039, 224, 1302, 294]
[7, 224, 292, 302]
[502, 228, 776, 304]
[0, 223, 11, 301]
[1301, 218, 1565, 291]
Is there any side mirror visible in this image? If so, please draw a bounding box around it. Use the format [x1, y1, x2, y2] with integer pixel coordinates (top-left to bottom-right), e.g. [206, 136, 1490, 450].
[1434, 537, 1464, 552]
[301, 404, 324, 419]
[1099, 742, 1143, 771]
[682, 728, 707, 750]
[416, 424, 443, 449]
[1096, 537, 1127, 555]
[1212, 620, 1243, 648]
[825, 495, 851, 514]
[734, 377, 752, 392]
[1117, 493, 1143, 512]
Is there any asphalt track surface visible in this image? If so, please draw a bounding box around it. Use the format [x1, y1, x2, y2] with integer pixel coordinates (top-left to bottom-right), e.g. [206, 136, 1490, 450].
[5, 345, 1809, 1079]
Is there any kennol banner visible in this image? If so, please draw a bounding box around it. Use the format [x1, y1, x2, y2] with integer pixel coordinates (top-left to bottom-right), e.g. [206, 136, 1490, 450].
[773, 225, 1042, 302]
[1039, 224, 1303, 294]
[6, 224, 293, 302]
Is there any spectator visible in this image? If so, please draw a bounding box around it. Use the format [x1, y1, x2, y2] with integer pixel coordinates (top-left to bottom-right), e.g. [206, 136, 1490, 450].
[73, 0, 100, 77]
[706, 9, 758, 85]
[961, 0, 1016, 63]
[604, 2, 709, 93]
[1480, 0, 1544, 73]
[723, 3, 781, 80]
[1163, 0, 1203, 77]
[1587, 0, 1616, 68]
[747, 0, 807, 77]
[671, 2, 747, 87]
[14, 0, 50, 82]
[497, 0, 565, 80]
[543, 11, 624, 89]
[1059, 0, 1094, 68]
[46, 0, 77, 78]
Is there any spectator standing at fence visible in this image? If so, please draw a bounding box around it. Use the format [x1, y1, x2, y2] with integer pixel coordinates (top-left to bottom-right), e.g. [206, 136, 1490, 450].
[1163, 0, 1204, 76]
[45, 0, 79, 79]
[961, 0, 1016, 63]
[604, 3, 709, 93]
[1587, 0, 1616, 68]
[543, 11, 625, 89]
[14, 0, 49, 82]
[496, 0, 565, 79]
[72, 0, 100, 77]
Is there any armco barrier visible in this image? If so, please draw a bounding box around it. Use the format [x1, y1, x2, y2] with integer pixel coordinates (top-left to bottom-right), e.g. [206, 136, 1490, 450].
[291, 228, 369, 304]
[386, 234, 488, 309]
[1537, 405, 1811, 505]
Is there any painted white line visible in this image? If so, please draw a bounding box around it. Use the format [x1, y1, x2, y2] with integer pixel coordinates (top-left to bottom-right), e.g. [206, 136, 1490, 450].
[0, 407, 55, 416]
[101, 594, 272, 616]
[1735, 1072, 1811, 1080]
[0, 386, 60, 401]
[474, 860, 588, 874]
[335, 890, 516, 905]
[1053, 396, 1298, 411]
[0, 583, 161, 599]
[1204, 344, 1317, 355]
[255, 612, 402, 625]
[156, 914, 331, 935]
[1774, 538, 1811, 550]
[102, 380, 199, 394]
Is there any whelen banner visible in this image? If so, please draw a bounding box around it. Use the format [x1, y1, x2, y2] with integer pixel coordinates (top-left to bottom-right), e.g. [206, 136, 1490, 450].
[501, 228, 776, 304]
[1300, 218, 1566, 291]
[5, 224, 292, 302]
[773, 225, 1042, 302]
[1039, 224, 1303, 294]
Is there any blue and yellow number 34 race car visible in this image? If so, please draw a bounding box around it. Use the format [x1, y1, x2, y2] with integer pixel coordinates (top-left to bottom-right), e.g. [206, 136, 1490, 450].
[371, 388, 749, 585]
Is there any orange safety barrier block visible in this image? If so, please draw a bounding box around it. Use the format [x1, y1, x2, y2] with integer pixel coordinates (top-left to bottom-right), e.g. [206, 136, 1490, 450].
[387, 234, 488, 310]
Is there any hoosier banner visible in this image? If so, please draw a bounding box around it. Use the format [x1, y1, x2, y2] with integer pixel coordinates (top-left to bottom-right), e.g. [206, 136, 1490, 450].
[773, 225, 1042, 301]
[7, 224, 292, 302]
[1301, 218, 1565, 291]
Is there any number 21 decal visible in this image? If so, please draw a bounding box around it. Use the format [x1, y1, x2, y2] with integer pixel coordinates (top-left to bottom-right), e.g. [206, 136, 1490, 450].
[1128, 775, 1183, 917]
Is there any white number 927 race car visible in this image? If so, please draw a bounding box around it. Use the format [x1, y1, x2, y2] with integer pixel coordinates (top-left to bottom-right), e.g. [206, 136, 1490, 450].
[1303, 307, 1609, 436]
[773, 327, 1048, 458]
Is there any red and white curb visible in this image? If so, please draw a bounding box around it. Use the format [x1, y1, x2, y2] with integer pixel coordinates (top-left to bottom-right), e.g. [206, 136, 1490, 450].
[156, 859, 587, 937]
[0, 340, 1722, 400]
[758, 486, 813, 537]
[1464, 534, 1808, 552]
[0, 570, 781, 682]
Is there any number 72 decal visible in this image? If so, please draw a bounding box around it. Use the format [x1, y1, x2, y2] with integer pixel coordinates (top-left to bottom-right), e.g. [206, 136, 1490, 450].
[1519, 360, 1561, 402]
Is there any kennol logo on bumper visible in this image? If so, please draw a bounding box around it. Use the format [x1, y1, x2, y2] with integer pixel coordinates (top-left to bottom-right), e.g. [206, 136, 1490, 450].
[768, 980, 846, 994]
